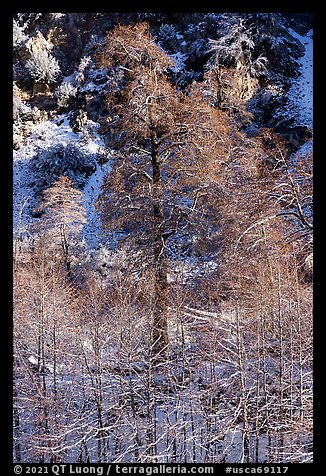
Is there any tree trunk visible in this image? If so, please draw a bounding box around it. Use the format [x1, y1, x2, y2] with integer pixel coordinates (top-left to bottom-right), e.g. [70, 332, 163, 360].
[150, 130, 168, 358]
[60, 223, 74, 283]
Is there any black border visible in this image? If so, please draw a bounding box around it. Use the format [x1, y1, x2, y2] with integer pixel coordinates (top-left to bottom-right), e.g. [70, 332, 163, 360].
[2, 8, 14, 471]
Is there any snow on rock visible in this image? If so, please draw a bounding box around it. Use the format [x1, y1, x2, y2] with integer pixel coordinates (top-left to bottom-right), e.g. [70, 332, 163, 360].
[27, 355, 54, 374]
[286, 29, 313, 128]
[293, 138, 313, 159]
[27, 355, 38, 366]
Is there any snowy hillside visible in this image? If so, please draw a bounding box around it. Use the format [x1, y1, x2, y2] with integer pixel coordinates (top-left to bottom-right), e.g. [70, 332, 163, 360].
[13, 115, 112, 249]
[13, 24, 313, 252]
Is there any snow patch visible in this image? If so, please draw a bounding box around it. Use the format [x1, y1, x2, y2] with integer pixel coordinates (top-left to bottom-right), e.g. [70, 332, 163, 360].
[293, 138, 313, 159]
[81, 159, 112, 249]
[286, 29, 313, 128]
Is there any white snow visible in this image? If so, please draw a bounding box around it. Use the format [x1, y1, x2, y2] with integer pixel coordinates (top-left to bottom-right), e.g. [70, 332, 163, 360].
[168, 258, 218, 284]
[286, 29, 313, 128]
[170, 52, 187, 72]
[81, 159, 112, 249]
[27, 355, 38, 366]
[293, 137, 313, 159]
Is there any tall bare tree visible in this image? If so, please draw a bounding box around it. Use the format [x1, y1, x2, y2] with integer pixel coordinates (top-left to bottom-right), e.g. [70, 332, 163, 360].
[33, 175, 87, 281]
[96, 23, 232, 356]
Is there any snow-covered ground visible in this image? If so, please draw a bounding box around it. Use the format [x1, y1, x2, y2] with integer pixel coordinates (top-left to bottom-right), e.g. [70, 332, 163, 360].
[286, 28, 313, 128]
[293, 137, 313, 159]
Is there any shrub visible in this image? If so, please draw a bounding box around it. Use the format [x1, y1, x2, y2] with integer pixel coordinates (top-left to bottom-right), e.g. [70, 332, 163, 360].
[13, 20, 27, 50]
[13, 94, 30, 122]
[32, 142, 97, 191]
[157, 24, 177, 43]
[156, 24, 180, 51]
[13, 84, 46, 124]
[75, 56, 92, 84]
[55, 81, 77, 108]
[26, 49, 61, 83]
